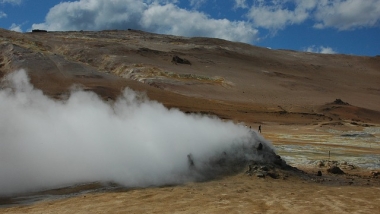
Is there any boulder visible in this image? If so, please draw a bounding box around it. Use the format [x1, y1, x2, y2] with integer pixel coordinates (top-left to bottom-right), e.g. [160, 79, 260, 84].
[172, 55, 191, 65]
[332, 98, 349, 105]
[327, 166, 344, 174]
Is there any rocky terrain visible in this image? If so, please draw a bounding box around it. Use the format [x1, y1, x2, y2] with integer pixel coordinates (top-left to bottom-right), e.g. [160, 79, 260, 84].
[0, 28, 379, 213]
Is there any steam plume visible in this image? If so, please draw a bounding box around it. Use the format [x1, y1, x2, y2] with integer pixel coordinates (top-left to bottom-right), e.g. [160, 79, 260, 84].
[0, 69, 274, 195]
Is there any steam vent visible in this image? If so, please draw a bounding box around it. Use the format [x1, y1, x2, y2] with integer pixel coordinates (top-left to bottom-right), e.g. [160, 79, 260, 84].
[187, 130, 288, 181]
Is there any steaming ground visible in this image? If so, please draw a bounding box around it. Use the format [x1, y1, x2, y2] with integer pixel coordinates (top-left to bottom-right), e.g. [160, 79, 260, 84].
[0, 70, 275, 196]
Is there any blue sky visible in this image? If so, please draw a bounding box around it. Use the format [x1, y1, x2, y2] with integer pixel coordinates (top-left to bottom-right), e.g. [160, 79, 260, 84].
[1, 0, 379, 56]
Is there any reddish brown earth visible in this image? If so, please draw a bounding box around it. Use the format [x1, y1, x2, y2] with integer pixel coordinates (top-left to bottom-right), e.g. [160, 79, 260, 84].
[1, 28, 380, 213]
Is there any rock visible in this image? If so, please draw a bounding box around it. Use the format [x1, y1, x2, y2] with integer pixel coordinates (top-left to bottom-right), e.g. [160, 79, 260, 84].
[371, 171, 379, 177]
[247, 164, 258, 172]
[256, 172, 265, 178]
[333, 98, 349, 105]
[316, 161, 325, 167]
[257, 143, 263, 151]
[267, 172, 279, 179]
[246, 162, 282, 179]
[341, 164, 355, 170]
[317, 170, 322, 176]
[327, 166, 344, 174]
[172, 55, 191, 65]
[326, 160, 338, 167]
[273, 157, 283, 166]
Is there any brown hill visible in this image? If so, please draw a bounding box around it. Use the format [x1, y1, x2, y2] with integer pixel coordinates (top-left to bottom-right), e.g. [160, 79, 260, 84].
[1, 28, 380, 125]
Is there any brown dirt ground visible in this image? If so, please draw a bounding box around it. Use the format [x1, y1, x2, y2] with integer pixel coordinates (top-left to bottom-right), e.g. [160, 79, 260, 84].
[1, 167, 380, 214]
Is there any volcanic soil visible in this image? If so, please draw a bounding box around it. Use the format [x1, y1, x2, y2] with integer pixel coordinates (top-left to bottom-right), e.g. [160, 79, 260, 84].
[1, 29, 380, 213]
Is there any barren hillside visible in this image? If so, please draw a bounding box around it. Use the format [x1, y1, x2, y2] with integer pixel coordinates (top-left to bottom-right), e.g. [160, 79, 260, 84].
[1, 28, 379, 125]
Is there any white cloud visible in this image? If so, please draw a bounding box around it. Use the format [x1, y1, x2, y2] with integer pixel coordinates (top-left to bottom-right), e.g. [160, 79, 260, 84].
[32, 0, 259, 43]
[246, 0, 315, 30]
[305, 45, 337, 54]
[30, 0, 379, 46]
[140, 3, 258, 42]
[189, 0, 207, 8]
[0, 0, 22, 4]
[314, 0, 380, 30]
[244, 0, 380, 31]
[9, 23, 22, 32]
[32, 0, 146, 31]
[234, 0, 248, 9]
[0, 11, 6, 18]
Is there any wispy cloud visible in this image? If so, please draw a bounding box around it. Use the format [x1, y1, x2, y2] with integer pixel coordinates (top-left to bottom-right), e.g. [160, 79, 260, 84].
[234, 0, 248, 9]
[244, 0, 380, 31]
[246, 0, 314, 30]
[305, 45, 337, 54]
[313, 0, 380, 30]
[0, 0, 22, 19]
[0, 0, 22, 5]
[0, 11, 6, 18]
[189, 0, 207, 9]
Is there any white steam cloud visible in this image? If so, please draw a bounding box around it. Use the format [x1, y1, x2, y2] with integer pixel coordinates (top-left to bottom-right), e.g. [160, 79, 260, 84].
[0, 70, 275, 196]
